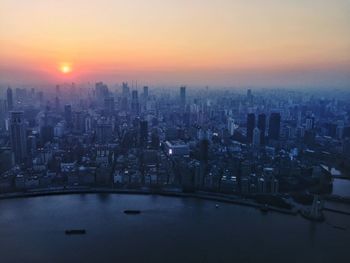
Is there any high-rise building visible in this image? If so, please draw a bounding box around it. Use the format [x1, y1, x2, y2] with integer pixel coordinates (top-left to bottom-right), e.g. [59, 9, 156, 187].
[40, 125, 54, 144]
[257, 113, 266, 145]
[54, 97, 60, 112]
[9, 111, 27, 163]
[247, 113, 255, 143]
[252, 127, 261, 147]
[139, 120, 148, 147]
[96, 118, 112, 144]
[72, 111, 85, 134]
[227, 117, 235, 136]
[122, 82, 130, 97]
[305, 117, 315, 130]
[143, 86, 149, 100]
[247, 89, 253, 103]
[151, 129, 160, 149]
[121, 82, 130, 111]
[268, 112, 281, 140]
[7, 87, 13, 111]
[95, 82, 109, 103]
[55, 85, 60, 96]
[131, 90, 139, 115]
[180, 86, 186, 109]
[0, 99, 7, 129]
[104, 97, 115, 115]
[64, 105, 72, 127]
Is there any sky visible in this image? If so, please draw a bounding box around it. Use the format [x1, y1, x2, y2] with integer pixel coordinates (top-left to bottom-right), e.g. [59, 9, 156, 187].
[0, 0, 349, 87]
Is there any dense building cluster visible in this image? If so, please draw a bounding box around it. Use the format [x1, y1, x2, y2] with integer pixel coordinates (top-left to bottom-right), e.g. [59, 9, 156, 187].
[0, 84, 349, 197]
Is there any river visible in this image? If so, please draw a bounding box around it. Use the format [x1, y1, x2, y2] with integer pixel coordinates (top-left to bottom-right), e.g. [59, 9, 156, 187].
[0, 194, 349, 263]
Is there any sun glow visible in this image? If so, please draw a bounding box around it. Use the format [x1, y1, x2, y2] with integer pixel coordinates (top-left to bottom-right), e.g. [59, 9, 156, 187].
[60, 64, 72, 74]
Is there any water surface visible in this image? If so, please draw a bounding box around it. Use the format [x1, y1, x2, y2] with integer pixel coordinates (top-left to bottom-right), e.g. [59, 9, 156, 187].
[0, 194, 349, 263]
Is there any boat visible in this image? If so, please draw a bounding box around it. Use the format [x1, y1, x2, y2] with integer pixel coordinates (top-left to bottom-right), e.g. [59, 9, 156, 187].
[65, 229, 86, 235]
[124, 210, 141, 214]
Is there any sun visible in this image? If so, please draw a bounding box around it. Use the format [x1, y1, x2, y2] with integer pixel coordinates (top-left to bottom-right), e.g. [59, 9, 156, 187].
[60, 64, 72, 74]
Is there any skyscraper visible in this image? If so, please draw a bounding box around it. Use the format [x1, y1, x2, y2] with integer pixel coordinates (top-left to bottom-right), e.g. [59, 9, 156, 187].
[0, 100, 7, 129]
[64, 105, 72, 128]
[252, 127, 261, 147]
[54, 96, 60, 112]
[104, 97, 115, 115]
[96, 118, 112, 144]
[72, 111, 85, 134]
[269, 112, 281, 140]
[143, 86, 149, 100]
[139, 120, 148, 147]
[180, 86, 186, 109]
[227, 117, 235, 136]
[131, 90, 140, 115]
[9, 111, 27, 163]
[247, 113, 255, 143]
[7, 87, 13, 111]
[122, 82, 130, 97]
[247, 89, 253, 104]
[95, 82, 109, 103]
[305, 117, 315, 130]
[257, 113, 266, 145]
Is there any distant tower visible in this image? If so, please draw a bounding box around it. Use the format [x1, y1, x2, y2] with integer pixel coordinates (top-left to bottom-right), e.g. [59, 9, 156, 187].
[122, 82, 130, 96]
[247, 89, 252, 98]
[104, 97, 115, 115]
[9, 111, 27, 163]
[246, 113, 255, 143]
[72, 111, 85, 134]
[7, 87, 13, 111]
[143, 86, 149, 100]
[64, 105, 72, 127]
[131, 90, 140, 115]
[257, 113, 266, 145]
[55, 85, 60, 96]
[55, 96, 60, 111]
[268, 113, 281, 140]
[247, 89, 253, 103]
[121, 82, 130, 111]
[180, 86, 186, 109]
[252, 127, 261, 147]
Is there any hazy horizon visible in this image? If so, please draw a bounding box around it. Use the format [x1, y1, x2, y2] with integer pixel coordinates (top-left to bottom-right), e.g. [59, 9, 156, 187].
[1, 0, 349, 87]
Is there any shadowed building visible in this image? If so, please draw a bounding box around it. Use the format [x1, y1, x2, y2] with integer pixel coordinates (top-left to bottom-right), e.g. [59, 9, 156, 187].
[7, 87, 13, 111]
[268, 113, 281, 140]
[247, 113, 255, 143]
[9, 111, 27, 163]
[257, 113, 266, 145]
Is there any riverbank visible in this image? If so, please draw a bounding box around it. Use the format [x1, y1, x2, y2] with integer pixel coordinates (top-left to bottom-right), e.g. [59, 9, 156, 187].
[2, 187, 350, 218]
[0, 187, 298, 215]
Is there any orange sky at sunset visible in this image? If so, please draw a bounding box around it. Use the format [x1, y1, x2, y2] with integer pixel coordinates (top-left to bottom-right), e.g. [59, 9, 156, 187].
[0, 0, 349, 87]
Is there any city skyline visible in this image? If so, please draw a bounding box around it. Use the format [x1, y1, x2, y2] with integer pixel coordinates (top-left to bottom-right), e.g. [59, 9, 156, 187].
[1, 2, 350, 262]
[1, 0, 350, 87]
